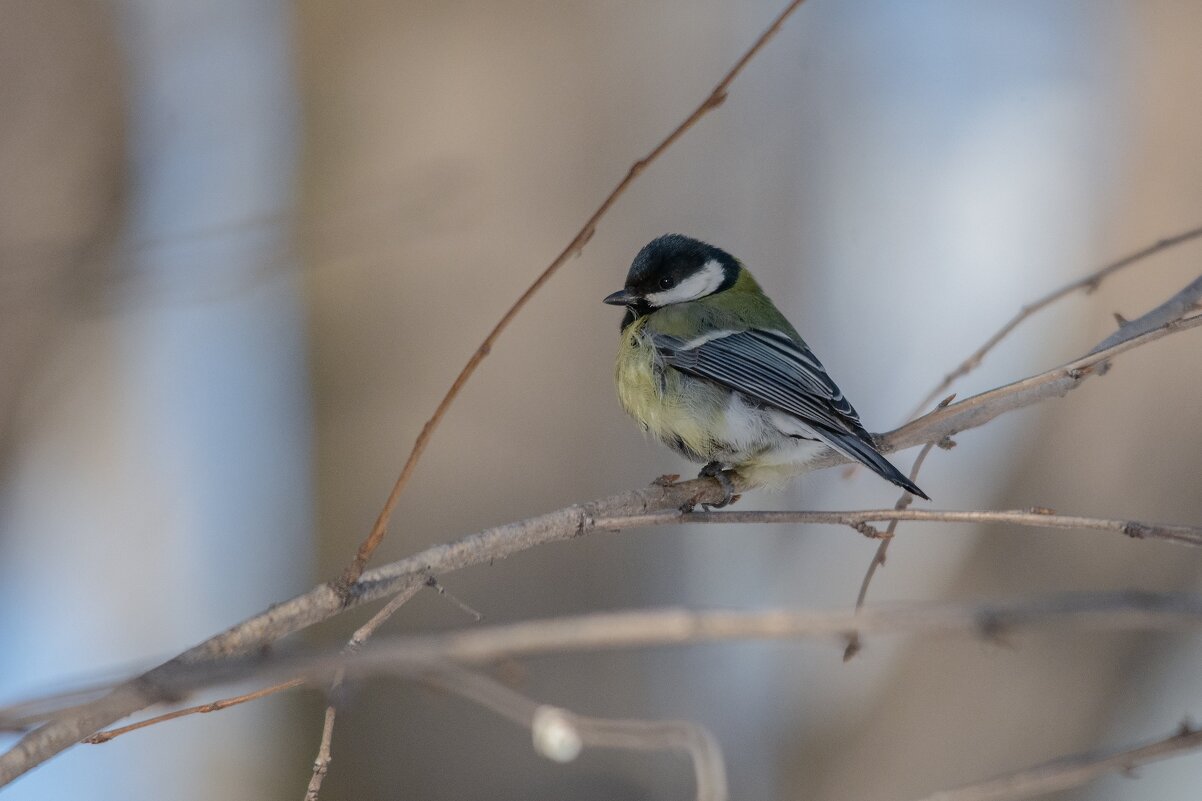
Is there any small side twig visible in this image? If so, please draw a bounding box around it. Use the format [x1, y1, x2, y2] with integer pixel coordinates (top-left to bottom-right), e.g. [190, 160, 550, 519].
[303, 578, 426, 801]
[844, 438, 938, 661]
[83, 679, 304, 744]
[302, 705, 338, 801]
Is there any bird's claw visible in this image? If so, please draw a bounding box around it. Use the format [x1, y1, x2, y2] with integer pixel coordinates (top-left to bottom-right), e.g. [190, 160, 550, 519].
[697, 463, 737, 510]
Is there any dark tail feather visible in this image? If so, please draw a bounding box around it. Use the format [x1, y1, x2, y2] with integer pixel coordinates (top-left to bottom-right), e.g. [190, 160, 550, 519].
[824, 430, 930, 500]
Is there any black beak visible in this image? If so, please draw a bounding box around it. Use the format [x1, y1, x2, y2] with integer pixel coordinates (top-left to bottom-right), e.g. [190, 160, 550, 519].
[603, 289, 635, 306]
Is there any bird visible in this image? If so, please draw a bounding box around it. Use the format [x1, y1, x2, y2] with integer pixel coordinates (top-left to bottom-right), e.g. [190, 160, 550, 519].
[604, 233, 928, 506]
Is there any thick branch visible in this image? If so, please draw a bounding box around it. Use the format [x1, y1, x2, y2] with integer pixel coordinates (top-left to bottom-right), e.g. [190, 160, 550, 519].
[2, 314, 1199, 786]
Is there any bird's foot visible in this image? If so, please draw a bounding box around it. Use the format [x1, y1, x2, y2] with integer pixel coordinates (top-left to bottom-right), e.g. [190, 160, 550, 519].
[697, 462, 738, 510]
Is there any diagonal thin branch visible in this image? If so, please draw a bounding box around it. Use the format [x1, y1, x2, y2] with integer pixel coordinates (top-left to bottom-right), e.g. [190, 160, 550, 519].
[911, 720, 1202, 801]
[907, 223, 1202, 420]
[303, 578, 425, 801]
[843, 428, 941, 660]
[82, 680, 305, 744]
[1, 310, 1198, 787]
[338, 0, 811, 589]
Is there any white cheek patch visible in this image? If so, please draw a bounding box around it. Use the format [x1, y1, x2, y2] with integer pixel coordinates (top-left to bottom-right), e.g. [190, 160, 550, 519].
[645, 259, 726, 306]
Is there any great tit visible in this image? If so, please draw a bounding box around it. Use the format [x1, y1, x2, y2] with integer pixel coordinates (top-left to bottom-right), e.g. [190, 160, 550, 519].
[604, 234, 928, 504]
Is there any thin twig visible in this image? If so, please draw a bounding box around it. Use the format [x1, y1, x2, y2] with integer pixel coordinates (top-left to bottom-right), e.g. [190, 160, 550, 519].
[907, 223, 1202, 420]
[912, 720, 1202, 801]
[338, 0, 811, 589]
[301, 578, 425, 801]
[303, 704, 338, 801]
[596, 508, 1202, 548]
[2, 310, 1198, 787]
[426, 666, 728, 801]
[82, 679, 304, 744]
[425, 576, 484, 622]
[843, 439, 940, 660]
[303, 575, 481, 800]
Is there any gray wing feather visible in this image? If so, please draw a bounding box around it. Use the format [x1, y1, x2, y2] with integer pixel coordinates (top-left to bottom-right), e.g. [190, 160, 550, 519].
[654, 328, 930, 500]
[654, 329, 866, 438]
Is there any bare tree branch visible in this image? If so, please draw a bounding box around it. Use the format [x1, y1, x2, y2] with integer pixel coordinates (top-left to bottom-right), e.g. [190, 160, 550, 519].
[912, 720, 1202, 801]
[21, 593, 1202, 705]
[908, 223, 1202, 419]
[82, 680, 304, 744]
[1, 309, 1199, 787]
[338, 0, 812, 589]
[56, 503, 1198, 749]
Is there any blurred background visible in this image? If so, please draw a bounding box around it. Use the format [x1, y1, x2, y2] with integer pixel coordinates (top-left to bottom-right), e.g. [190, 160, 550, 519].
[2, 1, 1201, 799]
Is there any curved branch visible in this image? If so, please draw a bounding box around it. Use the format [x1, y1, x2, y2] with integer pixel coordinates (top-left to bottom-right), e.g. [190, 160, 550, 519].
[427, 666, 727, 801]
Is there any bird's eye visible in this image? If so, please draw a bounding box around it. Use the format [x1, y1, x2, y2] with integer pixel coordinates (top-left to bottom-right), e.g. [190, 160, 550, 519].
[658, 276, 675, 290]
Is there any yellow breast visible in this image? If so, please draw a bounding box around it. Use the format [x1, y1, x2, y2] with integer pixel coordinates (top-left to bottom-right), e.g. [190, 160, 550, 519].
[614, 318, 720, 459]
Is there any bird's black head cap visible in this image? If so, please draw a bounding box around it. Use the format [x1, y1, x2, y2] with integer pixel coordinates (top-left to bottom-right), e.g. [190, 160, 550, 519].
[626, 234, 738, 294]
[605, 235, 739, 328]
